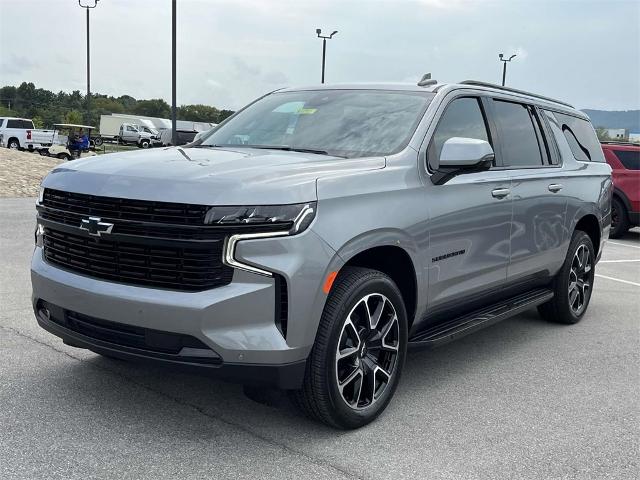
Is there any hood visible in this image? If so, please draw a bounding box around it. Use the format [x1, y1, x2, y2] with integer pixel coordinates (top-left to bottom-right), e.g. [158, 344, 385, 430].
[42, 146, 385, 205]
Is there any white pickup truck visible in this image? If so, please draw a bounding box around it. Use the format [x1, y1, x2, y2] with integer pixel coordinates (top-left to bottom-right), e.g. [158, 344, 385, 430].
[0, 117, 58, 151]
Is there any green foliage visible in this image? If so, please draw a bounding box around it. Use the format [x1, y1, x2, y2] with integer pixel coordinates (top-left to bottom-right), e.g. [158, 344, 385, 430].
[595, 127, 611, 141]
[32, 116, 44, 128]
[0, 82, 234, 128]
[63, 110, 84, 125]
[134, 99, 171, 118]
[177, 104, 221, 123]
[0, 104, 15, 117]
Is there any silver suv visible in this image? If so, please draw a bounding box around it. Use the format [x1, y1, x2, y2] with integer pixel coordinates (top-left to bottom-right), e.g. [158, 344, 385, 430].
[31, 80, 611, 428]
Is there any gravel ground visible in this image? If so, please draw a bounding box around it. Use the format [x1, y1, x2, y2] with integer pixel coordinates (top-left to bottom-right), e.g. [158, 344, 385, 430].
[0, 149, 61, 198]
[0, 197, 638, 480]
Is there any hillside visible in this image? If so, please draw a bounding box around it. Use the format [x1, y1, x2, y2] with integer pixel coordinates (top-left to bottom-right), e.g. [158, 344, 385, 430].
[582, 109, 640, 132]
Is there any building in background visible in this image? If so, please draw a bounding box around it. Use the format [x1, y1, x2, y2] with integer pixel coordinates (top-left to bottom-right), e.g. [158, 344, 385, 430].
[605, 128, 628, 140]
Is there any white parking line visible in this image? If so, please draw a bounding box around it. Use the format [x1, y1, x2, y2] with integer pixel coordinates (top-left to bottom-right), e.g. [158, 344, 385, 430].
[595, 274, 640, 287]
[607, 241, 640, 250]
[599, 259, 640, 263]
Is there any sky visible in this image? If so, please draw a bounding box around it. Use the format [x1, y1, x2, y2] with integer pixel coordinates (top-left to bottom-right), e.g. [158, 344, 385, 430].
[1, 0, 639, 111]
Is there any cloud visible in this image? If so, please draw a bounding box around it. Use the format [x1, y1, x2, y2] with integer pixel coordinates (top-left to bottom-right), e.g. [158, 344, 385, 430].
[0, 55, 35, 75]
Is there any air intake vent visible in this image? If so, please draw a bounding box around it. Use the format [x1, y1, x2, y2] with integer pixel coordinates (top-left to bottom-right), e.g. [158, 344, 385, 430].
[274, 275, 288, 339]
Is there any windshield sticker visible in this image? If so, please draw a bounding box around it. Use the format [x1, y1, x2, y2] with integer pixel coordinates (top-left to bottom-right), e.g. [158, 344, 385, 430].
[297, 108, 317, 115]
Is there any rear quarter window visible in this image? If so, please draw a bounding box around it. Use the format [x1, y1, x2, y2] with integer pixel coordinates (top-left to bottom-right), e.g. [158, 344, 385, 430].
[551, 112, 605, 163]
[613, 150, 640, 170]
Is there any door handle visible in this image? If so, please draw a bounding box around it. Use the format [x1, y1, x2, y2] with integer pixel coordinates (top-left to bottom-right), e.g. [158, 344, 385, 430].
[548, 184, 563, 193]
[491, 188, 510, 199]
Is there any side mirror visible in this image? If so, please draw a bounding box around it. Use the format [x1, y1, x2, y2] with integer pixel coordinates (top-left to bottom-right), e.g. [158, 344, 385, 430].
[431, 137, 495, 185]
[439, 137, 495, 168]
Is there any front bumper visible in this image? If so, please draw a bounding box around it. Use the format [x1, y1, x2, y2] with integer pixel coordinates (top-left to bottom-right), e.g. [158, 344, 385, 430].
[34, 302, 306, 388]
[31, 228, 339, 388]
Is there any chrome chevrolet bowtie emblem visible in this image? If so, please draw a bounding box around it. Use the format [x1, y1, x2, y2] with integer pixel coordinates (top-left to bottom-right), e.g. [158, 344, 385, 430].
[79, 217, 114, 237]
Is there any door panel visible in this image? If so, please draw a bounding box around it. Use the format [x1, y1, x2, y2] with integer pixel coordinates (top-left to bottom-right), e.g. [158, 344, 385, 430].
[508, 169, 568, 281]
[427, 170, 512, 311]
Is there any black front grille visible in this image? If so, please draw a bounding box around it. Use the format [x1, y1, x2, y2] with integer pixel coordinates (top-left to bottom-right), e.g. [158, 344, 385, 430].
[43, 227, 232, 291]
[43, 188, 210, 225]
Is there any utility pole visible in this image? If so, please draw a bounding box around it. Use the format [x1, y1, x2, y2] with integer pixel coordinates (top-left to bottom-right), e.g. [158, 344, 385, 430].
[171, 0, 177, 146]
[498, 53, 517, 86]
[79, 1, 100, 124]
[316, 29, 338, 84]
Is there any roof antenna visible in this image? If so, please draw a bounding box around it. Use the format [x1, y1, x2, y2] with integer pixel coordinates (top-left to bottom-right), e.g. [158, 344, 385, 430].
[417, 73, 437, 87]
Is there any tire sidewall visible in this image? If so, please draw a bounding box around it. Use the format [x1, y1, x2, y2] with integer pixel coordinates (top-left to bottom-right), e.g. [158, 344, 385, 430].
[323, 273, 408, 428]
[556, 232, 596, 323]
[610, 197, 628, 238]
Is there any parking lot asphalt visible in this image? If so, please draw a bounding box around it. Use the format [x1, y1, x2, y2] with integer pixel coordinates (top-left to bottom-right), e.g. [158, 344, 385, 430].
[1, 196, 638, 480]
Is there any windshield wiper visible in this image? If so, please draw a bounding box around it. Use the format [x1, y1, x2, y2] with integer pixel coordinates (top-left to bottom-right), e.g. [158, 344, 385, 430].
[198, 144, 343, 157]
[246, 145, 332, 155]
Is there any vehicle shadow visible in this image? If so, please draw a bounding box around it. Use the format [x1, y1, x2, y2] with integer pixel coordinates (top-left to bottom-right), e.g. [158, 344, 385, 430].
[618, 227, 640, 242]
[39, 306, 567, 440]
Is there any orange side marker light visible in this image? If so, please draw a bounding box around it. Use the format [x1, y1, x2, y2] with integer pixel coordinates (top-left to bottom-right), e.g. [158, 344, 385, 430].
[323, 271, 338, 294]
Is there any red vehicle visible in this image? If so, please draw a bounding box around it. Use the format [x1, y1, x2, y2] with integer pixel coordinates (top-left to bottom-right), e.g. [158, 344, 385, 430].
[602, 142, 640, 238]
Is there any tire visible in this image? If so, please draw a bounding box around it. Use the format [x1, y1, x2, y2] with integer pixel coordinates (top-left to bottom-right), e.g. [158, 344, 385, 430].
[56, 153, 71, 161]
[610, 197, 630, 239]
[7, 138, 20, 149]
[538, 230, 595, 324]
[93, 137, 103, 147]
[140, 139, 150, 149]
[290, 266, 408, 429]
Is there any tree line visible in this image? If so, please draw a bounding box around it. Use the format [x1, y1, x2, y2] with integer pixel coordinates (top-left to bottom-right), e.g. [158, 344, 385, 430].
[0, 82, 234, 129]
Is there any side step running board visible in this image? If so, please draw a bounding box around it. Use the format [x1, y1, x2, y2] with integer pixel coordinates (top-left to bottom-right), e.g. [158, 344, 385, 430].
[408, 288, 554, 350]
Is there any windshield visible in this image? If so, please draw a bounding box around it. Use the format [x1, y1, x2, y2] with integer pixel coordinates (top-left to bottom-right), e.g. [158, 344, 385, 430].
[198, 89, 434, 158]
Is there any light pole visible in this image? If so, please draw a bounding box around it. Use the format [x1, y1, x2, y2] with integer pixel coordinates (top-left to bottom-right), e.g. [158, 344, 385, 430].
[78, 0, 99, 124]
[316, 29, 338, 84]
[172, 0, 177, 146]
[498, 53, 517, 86]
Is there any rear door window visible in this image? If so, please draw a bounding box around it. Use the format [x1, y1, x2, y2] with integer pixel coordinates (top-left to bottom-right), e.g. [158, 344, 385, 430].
[613, 150, 640, 170]
[7, 119, 21, 128]
[551, 112, 605, 162]
[492, 100, 544, 167]
[427, 97, 490, 170]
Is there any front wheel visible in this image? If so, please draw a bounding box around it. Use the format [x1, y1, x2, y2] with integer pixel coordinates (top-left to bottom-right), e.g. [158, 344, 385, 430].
[538, 230, 595, 324]
[8, 138, 20, 149]
[291, 266, 407, 429]
[139, 139, 150, 149]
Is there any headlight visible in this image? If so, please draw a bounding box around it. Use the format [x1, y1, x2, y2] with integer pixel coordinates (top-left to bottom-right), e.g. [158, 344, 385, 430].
[216, 202, 317, 276]
[204, 202, 316, 234]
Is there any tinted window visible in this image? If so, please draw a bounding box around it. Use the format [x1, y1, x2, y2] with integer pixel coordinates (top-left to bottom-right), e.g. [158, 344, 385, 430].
[201, 90, 434, 158]
[428, 97, 489, 169]
[553, 112, 605, 162]
[7, 119, 21, 128]
[614, 150, 640, 170]
[493, 100, 543, 167]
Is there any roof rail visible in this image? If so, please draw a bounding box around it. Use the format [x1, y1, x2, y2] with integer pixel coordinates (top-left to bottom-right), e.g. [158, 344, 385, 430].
[459, 80, 574, 108]
[600, 141, 638, 146]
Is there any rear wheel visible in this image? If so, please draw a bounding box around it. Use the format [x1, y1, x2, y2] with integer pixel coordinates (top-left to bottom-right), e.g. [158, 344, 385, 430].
[291, 266, 407, 429]
[610, 197, 630, 239]
[538, 230, 595, 324]
[56, 153, 71, 161]
[93, 137, 103, 147]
